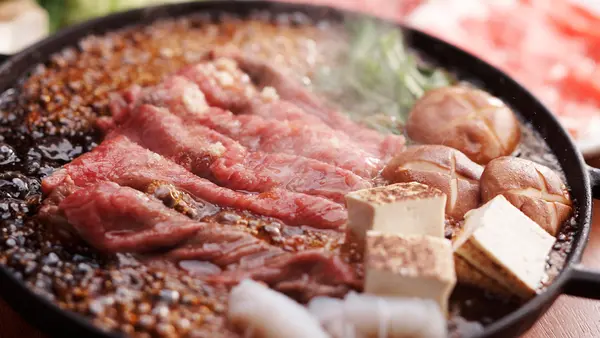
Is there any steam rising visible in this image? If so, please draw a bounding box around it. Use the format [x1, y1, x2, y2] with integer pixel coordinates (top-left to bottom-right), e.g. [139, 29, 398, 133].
[308, 3, 453, 135]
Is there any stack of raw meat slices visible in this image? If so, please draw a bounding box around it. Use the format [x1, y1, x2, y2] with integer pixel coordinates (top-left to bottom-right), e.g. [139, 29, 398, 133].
[38, 53, 406, 299]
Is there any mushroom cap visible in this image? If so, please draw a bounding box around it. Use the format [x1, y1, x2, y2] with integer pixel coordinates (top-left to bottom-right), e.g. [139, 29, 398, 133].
[480, 156, 572, 236]
[406, 86, 521, 165]
[382, 145, 483, 220]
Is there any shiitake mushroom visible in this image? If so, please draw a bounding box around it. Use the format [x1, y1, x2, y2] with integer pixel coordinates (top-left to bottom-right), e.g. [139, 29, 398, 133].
[480, 156, 572, 236]
[382, 145, 483, 220]
[406, 86, 521, 165]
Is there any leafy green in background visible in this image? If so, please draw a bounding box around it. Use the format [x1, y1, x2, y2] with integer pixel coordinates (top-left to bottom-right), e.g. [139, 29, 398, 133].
[37, 0, 193, 32]
[313, 18, 453, 135]
[37, 0, 65, 33]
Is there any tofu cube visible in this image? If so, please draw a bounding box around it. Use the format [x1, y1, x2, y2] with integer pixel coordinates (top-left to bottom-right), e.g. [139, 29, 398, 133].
[345, 182, 446, 243]
[364, 231, 456, 313]
[454, 255, 512, 297]
[453, 195, 555, 299]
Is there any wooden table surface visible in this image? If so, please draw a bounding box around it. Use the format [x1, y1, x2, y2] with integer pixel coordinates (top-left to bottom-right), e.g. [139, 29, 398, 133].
[1, 199, 600, 337]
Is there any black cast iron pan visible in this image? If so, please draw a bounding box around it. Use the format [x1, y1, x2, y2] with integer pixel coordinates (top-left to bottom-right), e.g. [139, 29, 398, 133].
[1, 1, 600, 337]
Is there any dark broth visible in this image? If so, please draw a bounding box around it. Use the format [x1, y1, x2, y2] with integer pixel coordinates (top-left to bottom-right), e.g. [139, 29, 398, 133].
[0, 12, 576, 338]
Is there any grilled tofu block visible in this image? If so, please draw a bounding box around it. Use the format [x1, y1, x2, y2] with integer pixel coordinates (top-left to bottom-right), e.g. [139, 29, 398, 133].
[364, 231, 456, 313]
[453, 195, 555, 299]
[345, 182, 446, 245]
[454, 255, 512, 297]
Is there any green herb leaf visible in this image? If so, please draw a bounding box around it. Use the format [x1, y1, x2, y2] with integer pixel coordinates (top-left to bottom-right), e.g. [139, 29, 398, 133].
[313, 18, 454, 135]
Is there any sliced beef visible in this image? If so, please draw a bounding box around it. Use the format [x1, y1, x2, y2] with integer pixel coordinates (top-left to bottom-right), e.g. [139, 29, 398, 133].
[41, 135, 346, 229]
[265, 251, 359, 301]
[120, 76, 380, 178]
[204, 249, 359, 303]
[108, 76, 209, 127]
[37, 175, 81, 241]
[146, 248, 358, 302]
[57, 182, 208, 252]
[162, 226, 286, 268]
[243, 98, 327, 125]
[218, 52, 407, 160]
[55, 181, 355, 301]
[177, 57, 258, 113]
[158, 63, 332, 129]
[151, 232, 358, 302]
[176, 60, 384, 158]
[208, 113, 380, 178]
[110, 104, 370, 202]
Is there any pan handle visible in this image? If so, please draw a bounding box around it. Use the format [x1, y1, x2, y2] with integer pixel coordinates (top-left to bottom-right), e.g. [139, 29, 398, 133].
[563, 166, 600, 298]
[590, 166, 600, 200]
[564, 266, 600, 299]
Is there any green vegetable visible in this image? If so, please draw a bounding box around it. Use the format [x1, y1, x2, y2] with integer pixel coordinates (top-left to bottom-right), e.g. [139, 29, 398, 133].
[313, 18, 453, 134]
[63, 0, 112, 27]
[37, 0, 65, 32]
[37, 0, 197, 32]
